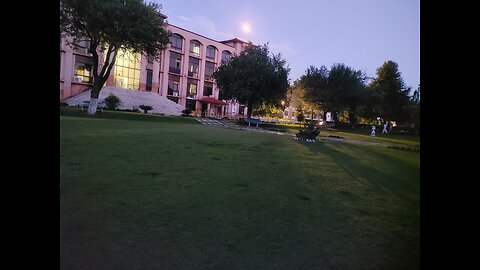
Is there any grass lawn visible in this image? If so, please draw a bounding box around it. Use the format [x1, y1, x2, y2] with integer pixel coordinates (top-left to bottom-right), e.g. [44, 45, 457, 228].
[60, 109, 420, 270]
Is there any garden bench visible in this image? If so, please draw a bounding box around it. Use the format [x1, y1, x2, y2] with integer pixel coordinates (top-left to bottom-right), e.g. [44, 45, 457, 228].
[245, 117, 261, 127]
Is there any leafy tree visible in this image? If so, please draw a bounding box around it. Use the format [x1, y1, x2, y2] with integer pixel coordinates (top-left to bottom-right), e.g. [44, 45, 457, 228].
[327, 63, 368, 126]
[301, 66, 330, 120]
[214, 44, 290, 118]
[370, 61, 411, 124]
[287, 80, 322, 120]
[301, 64, 368, 126]
[61, 0, 170, 115]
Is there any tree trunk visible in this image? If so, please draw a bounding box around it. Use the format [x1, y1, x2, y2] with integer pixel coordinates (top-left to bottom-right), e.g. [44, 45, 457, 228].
[247, 101, 253, 118]
[87, 84, 101, 115]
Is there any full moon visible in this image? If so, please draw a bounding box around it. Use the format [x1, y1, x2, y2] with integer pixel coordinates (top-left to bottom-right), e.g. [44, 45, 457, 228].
[242, 23, 251, 33]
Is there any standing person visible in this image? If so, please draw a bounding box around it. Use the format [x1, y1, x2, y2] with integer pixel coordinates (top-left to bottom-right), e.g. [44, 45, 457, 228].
[371, 125, 376, 136]
[382, 122, 388, 134]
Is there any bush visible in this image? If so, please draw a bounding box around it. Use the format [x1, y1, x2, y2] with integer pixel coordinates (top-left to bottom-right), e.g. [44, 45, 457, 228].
[139, 104, 153, 113]
[181, 108, 192, 117]
[104, 93, 122, 110]
[60, 102, 68, 107]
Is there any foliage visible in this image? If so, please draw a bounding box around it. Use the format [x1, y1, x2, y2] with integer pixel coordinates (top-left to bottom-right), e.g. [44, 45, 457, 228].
[60, 0, 170, 114]
[369, 61, 411, 124]
[181, 108, 192, 117]
[253, 103, 283, 118]
[294, 120, 321, 141]
[139, 104, 153, 113]
[104, 93, 122, 110]
[60, 102, 69, 107]
[214, 43, 290, 117]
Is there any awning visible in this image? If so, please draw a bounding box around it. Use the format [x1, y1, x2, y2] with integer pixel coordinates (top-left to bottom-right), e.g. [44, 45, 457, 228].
[199, 96, 227, 105]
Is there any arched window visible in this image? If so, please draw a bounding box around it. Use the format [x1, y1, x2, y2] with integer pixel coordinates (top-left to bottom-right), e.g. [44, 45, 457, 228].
[221, 50, 232, 62]
[206, 45, 217, 60]
[189, 40, 201, 57]
[170, 34, 183, 50]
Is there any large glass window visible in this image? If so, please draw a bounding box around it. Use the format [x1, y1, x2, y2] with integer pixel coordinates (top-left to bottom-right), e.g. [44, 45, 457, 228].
[169, 52, 182, 74]
[190, 40, 201, 57]
[222, 50, 232, 62]
[204, 82, 213, 97]
[188, 57, 199, 78]
[114, 49, 141, 90]
[187, 79, 198, 98]
[168, 74, 180, 96]
[170, 34, 183, 50]
[146, 69, 153, 91]
[74, 55, 93, 83]
[206, 45, 216, 60]
[205, 61, 215, 81]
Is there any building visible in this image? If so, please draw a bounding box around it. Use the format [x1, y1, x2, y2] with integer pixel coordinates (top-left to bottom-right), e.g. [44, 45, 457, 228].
[60, 16, 251, 118]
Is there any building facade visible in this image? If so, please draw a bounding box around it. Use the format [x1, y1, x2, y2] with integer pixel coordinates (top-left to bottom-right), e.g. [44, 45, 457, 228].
[60, 21, 251, 118]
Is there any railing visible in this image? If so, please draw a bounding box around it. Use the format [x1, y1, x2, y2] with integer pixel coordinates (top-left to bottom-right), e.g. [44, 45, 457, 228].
[169, 67, 181, 74]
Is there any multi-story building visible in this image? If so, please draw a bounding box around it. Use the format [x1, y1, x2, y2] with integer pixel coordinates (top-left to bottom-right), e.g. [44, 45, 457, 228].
[60, 16, 251, 118]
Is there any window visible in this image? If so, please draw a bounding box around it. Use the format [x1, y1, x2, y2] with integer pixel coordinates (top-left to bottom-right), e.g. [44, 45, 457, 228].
[146, 69, 153, 91]
[205, 61, 215, 81]
[190, 40, 201, 57]
[206, 45, 216, 60]
[75, 38, 91, 49]
[113, 49, 141, 90]
[187, 79, 197, 98]
[186, 99, 196, 112]
[170, 34, 183, 50]
[222, 50, 232, 62]
[74, 55, 93, 83]
[169, 52, 182, 74]
[188, 57, 199, 78]
[204, 82, 213, 97]
[168, 74, 180, 96]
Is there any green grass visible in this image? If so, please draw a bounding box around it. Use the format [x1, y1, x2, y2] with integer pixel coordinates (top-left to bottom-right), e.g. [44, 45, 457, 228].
[261, 122, 420, 148]
[60, 111, 419, 270]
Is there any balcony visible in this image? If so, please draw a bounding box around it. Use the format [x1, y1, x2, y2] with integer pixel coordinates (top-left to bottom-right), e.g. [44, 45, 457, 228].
[169, 67, 181, 74]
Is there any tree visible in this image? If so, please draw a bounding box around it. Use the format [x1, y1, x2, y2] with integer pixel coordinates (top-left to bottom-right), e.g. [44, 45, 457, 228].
[214, 44, 290, 118]
[301, 64, 368, 126]
[327, 63, 368, 127]
[60, 0, 170, 115]
[370, 61, 411, 124]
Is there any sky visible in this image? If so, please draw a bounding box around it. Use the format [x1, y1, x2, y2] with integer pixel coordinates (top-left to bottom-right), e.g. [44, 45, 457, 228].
[151, 0, 419, 92]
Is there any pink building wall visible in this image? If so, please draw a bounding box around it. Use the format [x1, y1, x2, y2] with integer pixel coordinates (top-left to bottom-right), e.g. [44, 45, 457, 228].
[60, 23, 250, 118]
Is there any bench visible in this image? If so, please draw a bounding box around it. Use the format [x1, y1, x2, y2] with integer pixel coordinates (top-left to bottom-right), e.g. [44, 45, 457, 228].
[80, 100, 105, 112]
[244, 117, 262, 127]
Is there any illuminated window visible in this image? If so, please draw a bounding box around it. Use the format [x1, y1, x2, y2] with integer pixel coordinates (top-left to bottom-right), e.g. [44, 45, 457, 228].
[190, 40, 201, 57]
[114, 49, 141, 90]
[188, 57, 199, 78]
[187, 79, 197, 98]
[74, 55, 93, 83]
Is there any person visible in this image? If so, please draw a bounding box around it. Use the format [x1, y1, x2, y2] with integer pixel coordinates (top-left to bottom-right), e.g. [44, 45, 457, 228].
[382, 123, 388, 134]
[371, 125, 376, 136]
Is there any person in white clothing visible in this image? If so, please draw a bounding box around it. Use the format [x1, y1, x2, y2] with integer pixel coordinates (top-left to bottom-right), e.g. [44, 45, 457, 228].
[382, 123, 388, 134]
[371, 125, 376, 136]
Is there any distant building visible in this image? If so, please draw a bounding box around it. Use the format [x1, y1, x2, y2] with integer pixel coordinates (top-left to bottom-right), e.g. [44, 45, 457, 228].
[60, 14, 251, 118]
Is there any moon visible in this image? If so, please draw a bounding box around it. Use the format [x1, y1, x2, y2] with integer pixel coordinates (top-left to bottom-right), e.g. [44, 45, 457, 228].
[242, 23, 251, 33]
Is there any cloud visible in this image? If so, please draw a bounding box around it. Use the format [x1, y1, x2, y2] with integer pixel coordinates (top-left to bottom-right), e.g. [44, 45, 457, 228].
[268, 41, 298, 56]
[174, 15, 235, 41]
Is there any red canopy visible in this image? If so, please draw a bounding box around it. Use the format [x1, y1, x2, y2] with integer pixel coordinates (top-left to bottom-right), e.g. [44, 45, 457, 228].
[199, 96, 227, 105]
